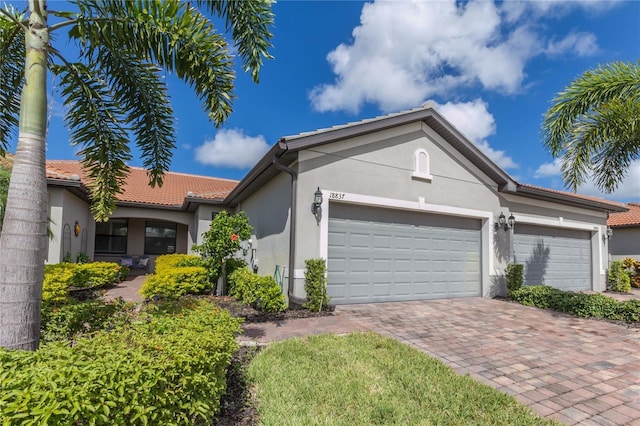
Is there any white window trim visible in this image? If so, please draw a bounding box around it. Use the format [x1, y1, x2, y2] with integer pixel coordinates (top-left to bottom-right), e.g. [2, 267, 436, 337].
[412, 148, 433, 181]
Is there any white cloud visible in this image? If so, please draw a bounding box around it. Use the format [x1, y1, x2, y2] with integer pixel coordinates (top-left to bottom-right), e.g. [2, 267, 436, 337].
[194, 129, 269, 169]
[535, 159, 640, 202]
[534, 158, 562, 178]
[546, 32, 599, 57]
[434, 99, 518, 169]
[310, 0, 604, 114]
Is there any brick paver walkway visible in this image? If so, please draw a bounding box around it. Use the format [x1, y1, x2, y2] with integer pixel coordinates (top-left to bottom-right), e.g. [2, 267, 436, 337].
[240, 298, 640, 425]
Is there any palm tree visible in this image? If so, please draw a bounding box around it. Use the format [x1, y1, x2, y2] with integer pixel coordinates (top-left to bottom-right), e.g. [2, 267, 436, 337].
[542, 61, 640, 193]
[0, 0, 273, 350]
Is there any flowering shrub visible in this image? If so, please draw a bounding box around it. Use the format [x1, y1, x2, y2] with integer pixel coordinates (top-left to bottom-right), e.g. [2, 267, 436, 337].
[192, 211, 252, 291]
[622, 257, 640, 288]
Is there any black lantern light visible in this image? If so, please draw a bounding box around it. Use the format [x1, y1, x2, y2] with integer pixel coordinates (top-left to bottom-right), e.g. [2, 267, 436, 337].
[311, 187, 323, 215]
[495, 212, 515, 231]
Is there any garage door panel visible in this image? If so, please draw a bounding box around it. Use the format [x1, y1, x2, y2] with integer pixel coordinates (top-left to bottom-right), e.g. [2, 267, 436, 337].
[514, 224, 591, 291]
[328, 204, 482, 304]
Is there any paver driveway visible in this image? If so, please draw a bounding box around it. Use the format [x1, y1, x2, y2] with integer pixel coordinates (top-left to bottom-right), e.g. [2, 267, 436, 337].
[338, 298, 640, 425]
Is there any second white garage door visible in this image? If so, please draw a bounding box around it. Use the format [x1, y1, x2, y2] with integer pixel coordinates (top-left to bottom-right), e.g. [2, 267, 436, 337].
[327, 204, 481, 304]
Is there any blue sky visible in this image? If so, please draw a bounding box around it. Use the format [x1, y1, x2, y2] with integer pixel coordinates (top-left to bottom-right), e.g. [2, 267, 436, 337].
[7, 0, 640, 202]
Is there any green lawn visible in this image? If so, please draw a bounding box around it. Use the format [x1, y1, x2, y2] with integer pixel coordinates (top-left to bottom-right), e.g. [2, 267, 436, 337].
[247, 332, 559, 426]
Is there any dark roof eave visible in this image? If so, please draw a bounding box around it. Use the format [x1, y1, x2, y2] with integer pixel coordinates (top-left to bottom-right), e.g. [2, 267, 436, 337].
[224, 142, 287, 206]
[609, 223, 640, 229]
[181, 196, 226, 212]
[507, 185, 628, 213]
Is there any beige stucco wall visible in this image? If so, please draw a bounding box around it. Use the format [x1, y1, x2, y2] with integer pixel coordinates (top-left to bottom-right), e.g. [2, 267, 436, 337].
[47, 188, 93, 264]
[235, 172, 291, 288]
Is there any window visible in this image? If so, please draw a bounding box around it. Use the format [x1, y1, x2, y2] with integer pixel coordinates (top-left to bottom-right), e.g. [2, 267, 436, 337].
[145, 221, 177, 255]
[95, 219, 128, 254]
[412, 148, 433, 181]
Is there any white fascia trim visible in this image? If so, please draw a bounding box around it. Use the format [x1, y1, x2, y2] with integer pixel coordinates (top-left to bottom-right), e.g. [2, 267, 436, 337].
[318, 190, 493, 297]
[514, 213, 600, 231]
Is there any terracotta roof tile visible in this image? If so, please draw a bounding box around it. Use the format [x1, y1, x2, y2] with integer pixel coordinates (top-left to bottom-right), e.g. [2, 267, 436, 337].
[46, 160, 238, 207]
[519, 183, 627, 210]
[608, 203, 640, 227]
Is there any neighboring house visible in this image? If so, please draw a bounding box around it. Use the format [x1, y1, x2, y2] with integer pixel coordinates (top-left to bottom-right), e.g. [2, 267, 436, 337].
[26, 103, 628, 304]
[45, 160, 237, 271]
[224, 104, 626, 304]
[608, 203, 640, 260]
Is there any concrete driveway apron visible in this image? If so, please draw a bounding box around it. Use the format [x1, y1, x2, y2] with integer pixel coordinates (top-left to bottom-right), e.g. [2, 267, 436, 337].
[338, 298, 640, 425]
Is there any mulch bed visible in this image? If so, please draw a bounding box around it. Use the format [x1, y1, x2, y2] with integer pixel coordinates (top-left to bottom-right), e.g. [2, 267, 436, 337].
[208, 295, 335, 323]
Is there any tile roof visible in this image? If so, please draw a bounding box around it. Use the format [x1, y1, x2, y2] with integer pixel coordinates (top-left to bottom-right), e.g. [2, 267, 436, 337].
[518, 183, 627, 210]
[608, 203, 640, 227]
[46, 160, 238, 207]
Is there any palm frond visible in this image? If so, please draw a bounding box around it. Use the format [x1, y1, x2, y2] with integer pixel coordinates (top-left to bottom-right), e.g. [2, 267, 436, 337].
[0, 6, 26, 153]
[543, 61, 640, 155]
[89, 47, 176, 188]
[69, 0, 239, 126]
[196, 0, 275, 82]
[542, 61, 640, 192]
[53, 62, 131, 221]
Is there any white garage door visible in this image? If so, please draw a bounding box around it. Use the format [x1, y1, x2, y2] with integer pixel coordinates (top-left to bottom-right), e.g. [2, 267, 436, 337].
[513, 224, 592, 291]
[327, 204, 481, 304]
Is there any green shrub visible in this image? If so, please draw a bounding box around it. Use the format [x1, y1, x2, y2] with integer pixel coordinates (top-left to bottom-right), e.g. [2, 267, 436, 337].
[228, 268, 287, 313]
[76, 252, 89, 264]
[71, 262, 123, 288]
[1, 299, 241, 425]
[504, 263, 524, 294]
[303, 258, 330, 311]
[510, 285, 640, 323]
[43, 263, 76, 304]
[154, 253, 203, 274]
[140, 266, 210, 299]
[43, 262, 124, 304]
[41, 299, 137, 344]
[509, 285, 560, 308]
[608, 260, 631, 293]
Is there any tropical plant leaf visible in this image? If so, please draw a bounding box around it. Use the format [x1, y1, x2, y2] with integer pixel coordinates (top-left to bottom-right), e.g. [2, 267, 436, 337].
[542, 61, 640, 192]
[0, 6, 25, 152]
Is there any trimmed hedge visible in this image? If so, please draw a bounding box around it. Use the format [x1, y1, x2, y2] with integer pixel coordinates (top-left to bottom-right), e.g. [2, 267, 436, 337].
[154, 254, 203, 274]
[140, 266, 210, 299]
[43, 262, 125, 304]
[228, 268, 287, 313]
[608, 260, 631, 293]
[0, 299, 242, 425]
[510, 285, 640, 323]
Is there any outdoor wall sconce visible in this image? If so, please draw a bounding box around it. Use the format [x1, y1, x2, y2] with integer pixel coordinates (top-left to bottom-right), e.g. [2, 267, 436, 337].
[311, 187, 323, 215]
[495, 212, 515, 231]
[74, 221, 81, 237]
[603, 226, 613, 241]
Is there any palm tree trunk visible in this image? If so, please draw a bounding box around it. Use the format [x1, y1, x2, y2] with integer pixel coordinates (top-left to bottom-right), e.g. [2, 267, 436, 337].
[0, 0, 49, 351]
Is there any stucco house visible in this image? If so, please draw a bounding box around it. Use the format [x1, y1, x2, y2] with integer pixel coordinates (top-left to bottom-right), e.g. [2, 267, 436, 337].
[45, 160, 237, 271]
[226, 104, 626, 304]
[39, 104, 627, 304]
[608, 203, 640, 260]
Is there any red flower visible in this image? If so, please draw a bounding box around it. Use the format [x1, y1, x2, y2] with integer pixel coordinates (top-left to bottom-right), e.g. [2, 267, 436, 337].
[231, 233, 238, 241]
